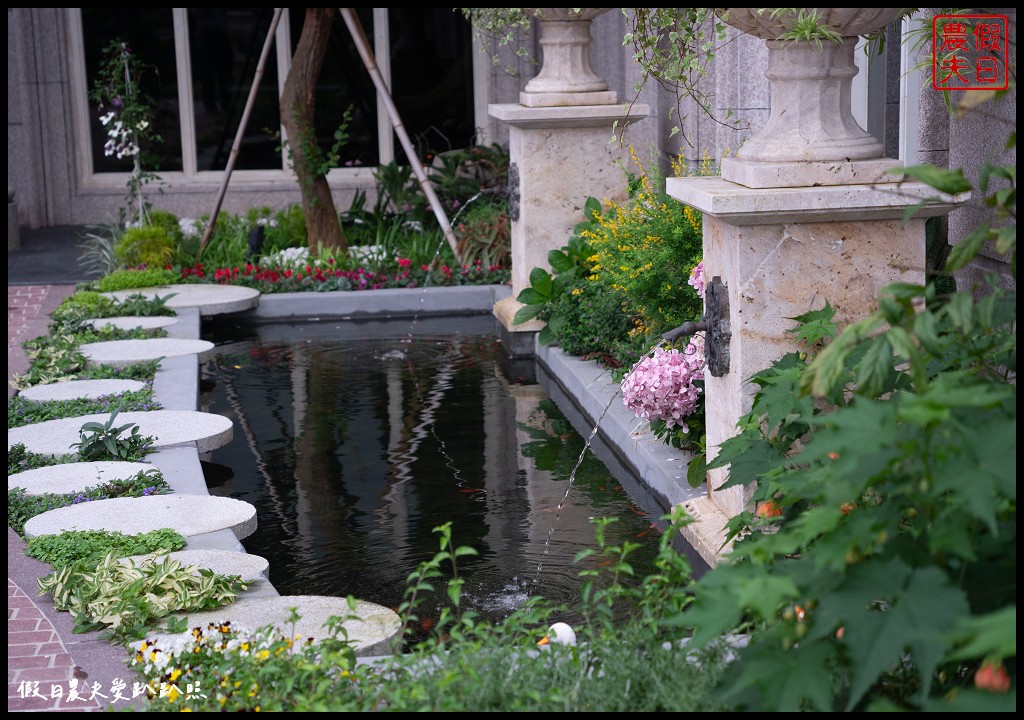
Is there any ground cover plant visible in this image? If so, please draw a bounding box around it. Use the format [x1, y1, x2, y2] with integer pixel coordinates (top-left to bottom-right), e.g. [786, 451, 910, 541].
[130, 515, 734, 712]
[8, 467, 168, 536]
[25, 528, 187, 570]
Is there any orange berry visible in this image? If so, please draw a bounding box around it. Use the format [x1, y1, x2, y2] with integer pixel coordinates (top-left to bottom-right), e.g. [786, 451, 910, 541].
[975, 661, 1011, 693]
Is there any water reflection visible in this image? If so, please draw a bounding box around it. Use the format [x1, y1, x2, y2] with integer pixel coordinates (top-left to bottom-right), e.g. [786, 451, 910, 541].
[201, 318, 665, 626]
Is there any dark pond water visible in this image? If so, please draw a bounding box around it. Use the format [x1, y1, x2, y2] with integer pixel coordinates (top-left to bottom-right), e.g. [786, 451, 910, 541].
[200, 315, 674, 630]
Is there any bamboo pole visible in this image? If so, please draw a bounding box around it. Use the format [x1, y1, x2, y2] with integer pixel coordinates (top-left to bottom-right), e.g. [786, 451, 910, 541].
[338, 8, 462, 264]
[198, 8, 284, 257]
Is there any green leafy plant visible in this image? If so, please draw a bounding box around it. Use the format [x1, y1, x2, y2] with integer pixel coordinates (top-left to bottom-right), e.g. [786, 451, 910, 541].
[677, 118, 1016, 708]
[96, 267, 178, 292]
[130, 511, 734, 712]
[9, 386, 158, 429]
[7, 443, 77, 475]
[115, 224, 176, 269]
[77, 219, 124, 277]
[37, 553, 246, 643]
[513, 196, 601, 344]
[25, 528, 186, 570]
[70, 410, 154, 461]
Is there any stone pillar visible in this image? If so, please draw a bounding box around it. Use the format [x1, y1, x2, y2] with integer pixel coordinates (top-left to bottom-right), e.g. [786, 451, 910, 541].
[488, 8, 649, 356]
[490, 104, 648, 355]
[669, 172, 966, 521]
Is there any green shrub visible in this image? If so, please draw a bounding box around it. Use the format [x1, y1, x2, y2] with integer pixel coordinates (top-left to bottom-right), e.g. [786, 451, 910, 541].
[147, 209, 184, 245]
[96, 267, 178, 291]
[115, 225, 176, 269]
[25, 527, 186, 570]
[38, 553, 246, 643]
[132, 515, 733, 712]
[70, 411, 154, 462]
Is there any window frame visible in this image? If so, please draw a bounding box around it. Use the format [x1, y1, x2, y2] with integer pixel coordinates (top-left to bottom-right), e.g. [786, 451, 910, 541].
[67, 7, 393, 190]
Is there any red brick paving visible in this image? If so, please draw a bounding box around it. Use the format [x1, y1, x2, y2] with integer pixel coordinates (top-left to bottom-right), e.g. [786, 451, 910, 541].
[8, 580, 100, 712]
[8, 285, 102, 712]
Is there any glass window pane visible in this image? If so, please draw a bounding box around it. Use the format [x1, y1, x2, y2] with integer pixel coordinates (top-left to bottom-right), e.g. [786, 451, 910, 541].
[389, 8, 474, 164]
[288, 8, 379, 169]
[189, 8, 282, 171]
[82, 8, 183, 173]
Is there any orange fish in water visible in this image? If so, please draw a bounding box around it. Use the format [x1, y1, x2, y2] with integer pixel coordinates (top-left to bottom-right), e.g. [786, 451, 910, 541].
[457, 487, 484, 494]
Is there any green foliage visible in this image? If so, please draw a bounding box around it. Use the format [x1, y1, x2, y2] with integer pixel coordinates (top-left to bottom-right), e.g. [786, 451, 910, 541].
[452, 199, 510, 269]
[679, 142, 1015, 709]
[9, 386, 158, 428]
[513, 198, 600, 344]
[26, 528, 186, 571]
[8, 469, 169, 536]
[77, 219, 124, 276]
[116, 225, 175, 269]
[96, 267, 178, 291]
[10, 332, 88, 388]
[7, 443, 77, 475]
[625, 9, 730, 138]
[276, 106, 353, 183]
[132, 511, 734, 712]
[37, 553, 246, 644]
[70, 410, 154, 462]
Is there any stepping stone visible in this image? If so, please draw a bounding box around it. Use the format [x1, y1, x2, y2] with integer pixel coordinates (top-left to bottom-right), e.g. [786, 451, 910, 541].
[18, 378, 147, 402]
[143, 595, 402, 657]
[79, 338, 215, 369]
[8, 461, 157, 496]
[102, 285, 260, 317]
[88, 316, 179, 333]
[8, 410, 233, 457]
[22, 494, 257, 540]
[120, 549, 270, 581]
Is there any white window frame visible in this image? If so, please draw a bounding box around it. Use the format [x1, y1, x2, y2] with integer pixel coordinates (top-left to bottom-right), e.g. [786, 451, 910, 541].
[67, 7, 393, 190]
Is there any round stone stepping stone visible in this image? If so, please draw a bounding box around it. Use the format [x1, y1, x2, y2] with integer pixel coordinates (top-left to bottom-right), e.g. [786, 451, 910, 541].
[18, 378, 146, 402]
[102, 284, 260, 317]
[79, 338, 215, 369]
[148, 596, 402, 657]
[8, 410, 233, 457]
[8, 461, 156, 496]
[22, 494, 257, 540]
[120, 550, 270, 581]
[88, 316, 179, 333]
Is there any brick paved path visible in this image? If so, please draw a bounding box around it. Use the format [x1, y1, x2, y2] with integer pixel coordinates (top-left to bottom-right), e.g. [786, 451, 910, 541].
[8, 580, 101, 712]
[8, 284, 117, 713]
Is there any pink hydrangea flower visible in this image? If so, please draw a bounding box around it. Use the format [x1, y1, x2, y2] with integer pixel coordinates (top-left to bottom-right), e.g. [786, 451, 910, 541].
[688, 260, 705, 299]
[621, 335, 705, 432]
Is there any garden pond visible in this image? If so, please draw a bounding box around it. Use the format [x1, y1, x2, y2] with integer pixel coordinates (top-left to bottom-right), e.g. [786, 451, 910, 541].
[199, 314, 697, 631]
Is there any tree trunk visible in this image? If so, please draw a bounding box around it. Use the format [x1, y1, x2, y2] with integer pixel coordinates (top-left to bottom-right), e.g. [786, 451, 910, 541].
[280, 7, 347, 252]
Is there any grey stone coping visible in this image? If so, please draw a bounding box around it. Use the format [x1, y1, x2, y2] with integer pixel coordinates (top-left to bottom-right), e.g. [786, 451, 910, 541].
[8, 461, 157, 496]
[79, 337, 215, 369]
[22, 494, 258, 540]
[102, 284, 260, 317]
[18, 378, 146, 402]
[242, 284, 512, 321]
[144, 595, 402, 657]
[87, 315, 179, 333]
[7, 410, 234, 457]
[120, 549, 270, 581]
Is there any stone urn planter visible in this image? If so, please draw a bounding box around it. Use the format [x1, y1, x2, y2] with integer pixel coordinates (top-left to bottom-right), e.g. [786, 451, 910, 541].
[717, 8, 904, 186]
[519, 8, 617, 107]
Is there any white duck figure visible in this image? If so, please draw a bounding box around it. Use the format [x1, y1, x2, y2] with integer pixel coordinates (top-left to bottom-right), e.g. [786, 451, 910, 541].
[537, 622, 577, 647]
